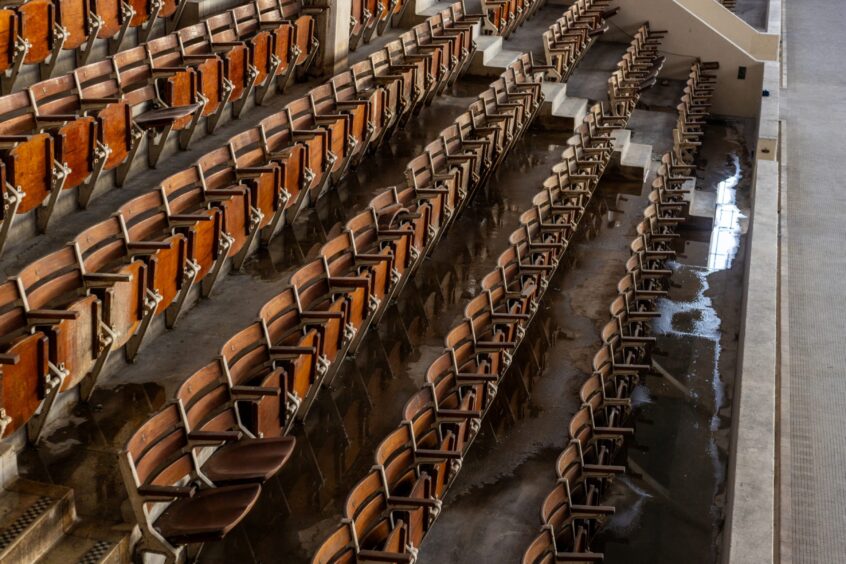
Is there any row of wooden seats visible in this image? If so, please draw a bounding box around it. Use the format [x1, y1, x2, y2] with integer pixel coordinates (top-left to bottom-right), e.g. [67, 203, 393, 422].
[0, 2, 485, 262]
[480, 0, 544, 38]
[0, 5, 496, 449]
[541, 0, 618, 82]
[313, 92, 637, 562]
[523, 62, 718, 564]
[674, 60, 718, 164]
[113, 55, 548, 563]
[522, 153, 694, 563]
[607, 23, 666, 118]
[0, 0, 311, 94]
[0, 0, 323, 256]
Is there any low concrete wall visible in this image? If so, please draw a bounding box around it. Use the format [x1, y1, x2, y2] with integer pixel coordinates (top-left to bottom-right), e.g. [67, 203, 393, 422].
[722, 0, 781, 562]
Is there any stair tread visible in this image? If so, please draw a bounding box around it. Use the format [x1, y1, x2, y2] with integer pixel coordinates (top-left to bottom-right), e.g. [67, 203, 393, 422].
[0, 479, 74, 560]
[35, 520, 130, 564]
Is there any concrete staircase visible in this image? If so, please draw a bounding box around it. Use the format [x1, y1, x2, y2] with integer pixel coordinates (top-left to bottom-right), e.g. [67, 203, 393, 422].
[0, 447, 130, 564]
[536, 82, 589, 131]
[467, 36, 523, 77]
[607, 129, 653, 183]
[400, 0, 472, 25]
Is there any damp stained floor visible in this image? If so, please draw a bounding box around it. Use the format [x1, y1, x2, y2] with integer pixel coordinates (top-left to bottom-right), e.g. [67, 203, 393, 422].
[12, 16, 751, 564]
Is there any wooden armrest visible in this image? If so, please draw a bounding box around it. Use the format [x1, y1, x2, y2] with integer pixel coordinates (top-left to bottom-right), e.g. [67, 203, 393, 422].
[188, 430, 241, 442]
[138, 484, 196, 499]
[231, 385, 279, 397]
[27, 309, 79, 321]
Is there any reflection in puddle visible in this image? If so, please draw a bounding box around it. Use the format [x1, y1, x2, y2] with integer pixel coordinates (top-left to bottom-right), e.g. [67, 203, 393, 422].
[708, 153, 746, 271]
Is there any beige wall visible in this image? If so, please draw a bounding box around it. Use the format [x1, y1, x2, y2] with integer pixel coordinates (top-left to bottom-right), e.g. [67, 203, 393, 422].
[607, 0, 774, 118]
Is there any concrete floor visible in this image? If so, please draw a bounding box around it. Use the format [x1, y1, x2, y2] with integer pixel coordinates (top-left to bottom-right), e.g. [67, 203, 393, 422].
[8, 4, 755, 564]
[781, 0, 846, 561]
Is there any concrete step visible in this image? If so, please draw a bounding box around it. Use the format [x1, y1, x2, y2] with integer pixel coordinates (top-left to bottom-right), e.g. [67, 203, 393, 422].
[467, 36, 523, 77]
[0, 479, 75, 563]
[683, 179, 718, 230]
[35, 521, 131, 564]
[607, 129, 652, 183]
[401, 0, 458, 25]
[535, 82, 590, 130]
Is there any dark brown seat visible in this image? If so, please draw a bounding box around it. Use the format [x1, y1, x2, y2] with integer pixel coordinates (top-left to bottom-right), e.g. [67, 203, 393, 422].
[176, 359, 295, 485]
[120, 403, 261, 562]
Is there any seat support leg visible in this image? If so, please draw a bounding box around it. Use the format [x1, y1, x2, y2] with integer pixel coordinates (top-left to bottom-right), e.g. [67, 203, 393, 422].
[114, 125, 145, 186]
[79, 320, 117, 401]
[76, 15, 103, 67]
[125, 288, 162, 362]
[206, 80, 234, 134]
[200, 233, 233, 297]
[147, 124, 173, 168]
[0, 183, 23, 257]
[35, 162, 70, 233]
[259, 191, 290, 245]
[232, 67, 259, 118]
[165, 259, 200, 328]
[38, 24, 67, 81]
[137, 5, 161, 44]
[232, 207, 263, 270]
[107, 3, 134, 55]
[256, 56, 282, 105]
[27, 362, 68, 443]
[1, 37, 29, 95]
[77, 141, 110, 208]
[176, 107, 203, 150]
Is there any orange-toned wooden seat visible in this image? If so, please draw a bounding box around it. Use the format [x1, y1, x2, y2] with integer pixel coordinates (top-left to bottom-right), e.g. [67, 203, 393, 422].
[194, 147, 259, 270]
[0, 281, 52, 442]
[0, 8, 26, 94]
[280, 99, 334, 198]
[74, 216, 152, 361]
[290, 94, 351, 183]
[258, 286, 327, 423]
[177, 21, 253, 117]
[176, 358, 296, 483]
[220, 321, 290, 438]
[73, 61, 138, 185]
[159, 167, 229, 297]
[87, 0, 133, 57]
[256, 112, 313, 218]
[147, 34, 229, 133]
[254, 0, 298, 95]
[312, 518, 413, 564]
[119, 403, 261, 562]
[17, 0, 65, 78]
[368, 49, 415, 133]
[113, 46, 203, 166]
[14, 246, 113, 404]
[0, 91, 67, 233]
[279, 0, 321, 75]
[227, 127, 291, 243]
[117, 191, 196, 329]
[207, 9, 272, 108]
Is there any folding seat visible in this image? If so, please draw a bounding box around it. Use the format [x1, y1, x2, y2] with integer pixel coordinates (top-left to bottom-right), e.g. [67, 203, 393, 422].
[444, 316, 514, 384]
[278, 0, 321, 75]
[421, 137, 474, 215]
[429, 10, 473, 85]
[422, 348, 492, 419]
[119, 404, 261, 563]
[494, 243, 548, 300]
[112, 47, 203, 167]
[29, 75, 118, 208]
[330, 69, 384, 161]
[74, 217, 153, 361]
[290, 258, 368, 385]
[86, 0, 133, 59]
[541, 473, 614, 541]
[227, 129, 290, 244]
[285, 98, 342, 193]
[501, 63, 544, 116]
[580, 371, 635, 429]
[515, 207, 574, 269]
[219, 321, 291, 437]
[505, 228, 559, 291]
[344, 468, 433, 551]
[230, 3, 284, 104]
[345, 209, 415, 300]
[313, 517, 414, 564]
[0, 8, 26, 94]
[590, 344, 648, 407]
[375, 418, 456, 509]
[309, 83, 364, 174]
[368, 48, 415, 131]
[257, 112, 320, 217]
[0, 281, 53, 442]
[16, 0, 64, 77]
[481, 262, 540, 322]
[556, 439, 625, 485]
[404, 152, 461, 241]
[348, 0, 373, 51]
[175, 358, 296, 483]
[207, 9, 272, 109]
[73, 61, 138, 185]
[258, 287, 328, 422]
[147, 34, 229, 134]
[454, 110, 499, 177]
[540, 489, 608, 563]
[369, 0, 391, 41]
[569, 403, 632, 470]
[480, 0, 512, 36]
[349, 59, 400, 149]
[489, 77, 534, 137]
[0, 92, 68, 235]
[117, 192, 196, 328]
[253, 0, 298, 96]
[177, 22, 253, 117]
[469, 94, 519, 167]
[126, 0, 182, 43]
[14, 246, 114, 405]
[318, 233, 385, 355]
[439, 123, 488, 196]
[406, 23, 455, 104]
[368, 186, 432, 267]
[382, 39, 427, 123]
[158, 169, 230, 297]
[55, 0, 92, 63]
[195, 147, 262, 269]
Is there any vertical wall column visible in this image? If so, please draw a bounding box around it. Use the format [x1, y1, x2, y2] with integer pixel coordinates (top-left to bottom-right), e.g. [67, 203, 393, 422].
[320, 0, 352, 75]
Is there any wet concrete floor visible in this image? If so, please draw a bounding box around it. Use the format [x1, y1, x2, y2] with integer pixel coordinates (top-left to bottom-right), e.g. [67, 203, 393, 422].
[11, 9, 751, 563]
